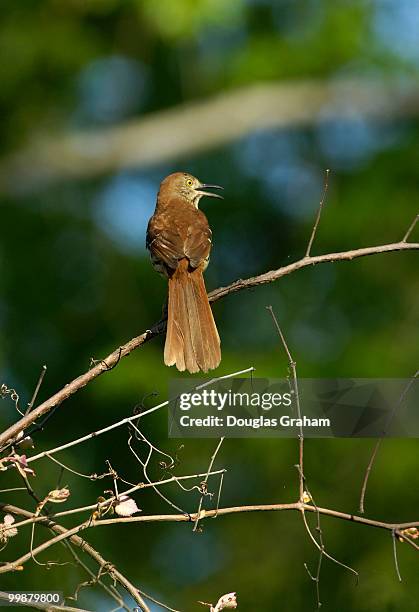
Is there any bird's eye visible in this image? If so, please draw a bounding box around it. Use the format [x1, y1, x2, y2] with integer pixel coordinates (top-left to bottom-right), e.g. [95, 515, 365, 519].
[186, 179, 193, 187]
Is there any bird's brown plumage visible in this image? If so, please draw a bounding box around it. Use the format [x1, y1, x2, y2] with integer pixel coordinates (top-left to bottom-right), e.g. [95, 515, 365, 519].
[146, 172, 221, 373]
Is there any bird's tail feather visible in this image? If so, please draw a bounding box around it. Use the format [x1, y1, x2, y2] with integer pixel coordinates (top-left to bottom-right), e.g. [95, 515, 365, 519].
[164, 259, 221, 373]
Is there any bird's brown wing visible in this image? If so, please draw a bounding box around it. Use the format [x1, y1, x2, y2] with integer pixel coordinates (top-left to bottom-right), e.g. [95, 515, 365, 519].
[146, 213, 184, 272]
[147, 208, 212, 272]
[184, 214, 212, 269]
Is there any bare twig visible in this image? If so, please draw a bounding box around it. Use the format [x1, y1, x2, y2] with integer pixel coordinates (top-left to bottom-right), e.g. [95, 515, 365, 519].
[3, 502, 417, 537]
[402, 214, 419, 242]
[213, 471, 224, 519]
[392, 530, 402, 582]
[6, 499, 419, 540]
[68, 505, 419, 534]
[296, 465, 359, 587]
[136, 589, 181, 612]
[305, 168, 330, 257]
[209, 239, 419, 303]
[193, 437, 224, 532]
[358, 440, 382, 515]
[359, 371, 419, 513]
[266, 306, 304, 500]
[300, 504, 358, 579]
[25, 365, 47, 416]
[46, 453, 111, 480]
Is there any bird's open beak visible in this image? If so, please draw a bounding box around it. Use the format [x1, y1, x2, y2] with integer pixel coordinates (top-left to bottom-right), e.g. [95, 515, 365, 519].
[196, 183, 224, 199]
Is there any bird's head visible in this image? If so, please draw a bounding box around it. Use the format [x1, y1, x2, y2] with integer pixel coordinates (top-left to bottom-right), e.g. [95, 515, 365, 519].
[158, 172, 223, 207]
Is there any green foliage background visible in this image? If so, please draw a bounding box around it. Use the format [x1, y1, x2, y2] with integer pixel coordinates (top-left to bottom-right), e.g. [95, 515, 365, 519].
[0, 1, 418, 610]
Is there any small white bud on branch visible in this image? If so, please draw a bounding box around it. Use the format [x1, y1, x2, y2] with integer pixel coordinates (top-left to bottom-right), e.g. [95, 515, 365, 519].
[114, 495, 141, 517]
[0, 514, 18, 544]
[199, 592, 237, 611]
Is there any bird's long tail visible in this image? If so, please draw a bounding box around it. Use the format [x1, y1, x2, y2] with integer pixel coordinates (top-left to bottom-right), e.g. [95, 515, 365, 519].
[164, 258, 221, 373]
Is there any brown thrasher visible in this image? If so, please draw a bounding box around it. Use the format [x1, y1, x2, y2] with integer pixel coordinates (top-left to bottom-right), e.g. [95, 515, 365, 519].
[146, 172, 223, 373]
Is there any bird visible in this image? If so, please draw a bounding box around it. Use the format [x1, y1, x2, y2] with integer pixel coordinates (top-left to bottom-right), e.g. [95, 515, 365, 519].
[146, 172, 223, 373]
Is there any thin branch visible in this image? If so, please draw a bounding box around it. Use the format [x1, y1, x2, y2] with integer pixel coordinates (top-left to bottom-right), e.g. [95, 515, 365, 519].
[193, 437, 224, 532]
[0, 235, 417, 449]
[266, 306, 304, 500]
[402, 214, 419, 242]
[25, 397, 167, 464]
[209, 239, 419, 303]
[46, 453, 111, 480]
[25, 365, 47, 416]
[66, 504, 419, 532]
[358, 440, 381, 515]
[137, 589, 181, 612]
[392, 530, 402, 582]
[213, 471, 224, 519]
[300, 504, 358, 579]
[305, 168, 330, 257]
[3, 502, 418, 537]
[359, 371, 419, 513]
[296, 464, 359, 588]
[301, 491, 324, 607]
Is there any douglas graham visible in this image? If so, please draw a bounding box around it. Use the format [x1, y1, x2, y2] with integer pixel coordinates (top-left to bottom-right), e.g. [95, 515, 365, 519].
[179, 415, 331, 429]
